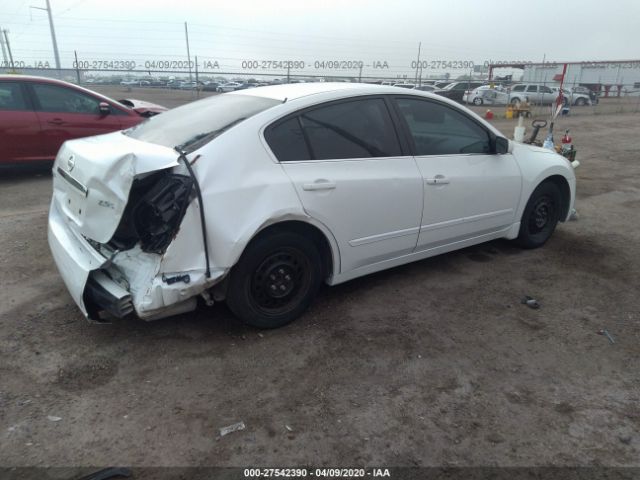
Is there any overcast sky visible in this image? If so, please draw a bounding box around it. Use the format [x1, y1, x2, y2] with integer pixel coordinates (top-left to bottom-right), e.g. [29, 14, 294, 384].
[1, 0, 639, 79]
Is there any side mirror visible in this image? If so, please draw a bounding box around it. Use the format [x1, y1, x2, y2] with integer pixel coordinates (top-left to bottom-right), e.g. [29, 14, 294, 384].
[99, 102, 111, 115]
[495, 136, 509, 154]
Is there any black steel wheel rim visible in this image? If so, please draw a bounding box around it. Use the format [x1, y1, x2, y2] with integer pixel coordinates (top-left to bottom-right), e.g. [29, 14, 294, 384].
[529, 195, 555, 234]
[250, 247, 311, 315]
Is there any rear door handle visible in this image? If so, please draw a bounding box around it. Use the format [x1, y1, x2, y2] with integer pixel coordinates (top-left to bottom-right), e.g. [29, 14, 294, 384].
[425, 175, 450, 185]
[303, 181, 336, 191]
[48, 118, 65, 125]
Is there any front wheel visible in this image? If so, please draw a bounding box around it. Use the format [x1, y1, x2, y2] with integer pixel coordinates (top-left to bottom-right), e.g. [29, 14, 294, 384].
[473, 97, 483, 105]
[575, 97, 587, 106]
[514, 182, 562, 249]
[226, 231, 323, 328]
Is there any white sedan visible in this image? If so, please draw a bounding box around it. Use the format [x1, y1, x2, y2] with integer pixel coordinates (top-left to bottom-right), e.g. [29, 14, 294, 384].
[463, 85, 508, 105]
[48, 83, 576, 328]
[216, 82, 242, 92]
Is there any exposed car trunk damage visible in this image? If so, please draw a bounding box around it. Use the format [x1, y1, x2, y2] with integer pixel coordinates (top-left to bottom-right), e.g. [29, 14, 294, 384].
[49, 94, 284, 323]
[116, 173, 194, 254]
[48, 132, 214, 322]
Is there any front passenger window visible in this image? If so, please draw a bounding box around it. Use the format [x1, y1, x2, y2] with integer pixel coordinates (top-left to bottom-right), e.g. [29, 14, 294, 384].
[395, 98, 491, 156]
[32, 83, 100, 114]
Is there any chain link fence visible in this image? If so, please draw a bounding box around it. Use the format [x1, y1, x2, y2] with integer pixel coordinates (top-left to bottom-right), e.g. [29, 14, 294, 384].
[2, 65, 639, 116]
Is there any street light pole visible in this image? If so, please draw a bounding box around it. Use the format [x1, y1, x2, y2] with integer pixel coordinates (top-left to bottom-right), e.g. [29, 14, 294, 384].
[184, 22, 192, 82]
[2, 30, 14, 67]
[31, 0, 61, 69]
[0, 26, 9, 64]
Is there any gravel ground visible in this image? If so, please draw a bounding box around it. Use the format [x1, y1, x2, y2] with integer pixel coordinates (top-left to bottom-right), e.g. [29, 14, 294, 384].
[1, 99, 639, 472]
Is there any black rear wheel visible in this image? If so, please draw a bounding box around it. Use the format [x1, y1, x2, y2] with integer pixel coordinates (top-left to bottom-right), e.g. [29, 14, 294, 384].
[515, 182, 562, 249]
[226, 231, 323, 328]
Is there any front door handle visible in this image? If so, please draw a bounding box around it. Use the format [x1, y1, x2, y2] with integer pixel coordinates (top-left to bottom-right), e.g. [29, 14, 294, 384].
[303, 181, 336, 191]
[425, 175, 450, 185]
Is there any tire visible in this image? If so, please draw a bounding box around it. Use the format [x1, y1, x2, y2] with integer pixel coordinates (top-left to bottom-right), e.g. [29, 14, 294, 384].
[511, 97, 520, 105]
[515, 182, 562, 249]
[575, 97, 586, 106]
[473, 97, 483, 105]
[226, 231, 323, 328]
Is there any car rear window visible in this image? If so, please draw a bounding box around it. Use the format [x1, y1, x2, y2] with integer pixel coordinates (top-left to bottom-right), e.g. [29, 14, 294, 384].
[124, 94, 280, 152]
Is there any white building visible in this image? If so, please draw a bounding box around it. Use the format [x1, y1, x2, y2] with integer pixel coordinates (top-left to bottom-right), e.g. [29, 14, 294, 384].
[490, 60, 640, 97]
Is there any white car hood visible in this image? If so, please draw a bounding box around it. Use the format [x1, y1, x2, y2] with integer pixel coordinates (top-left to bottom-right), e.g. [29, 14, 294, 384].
[52, 131, 179, 243]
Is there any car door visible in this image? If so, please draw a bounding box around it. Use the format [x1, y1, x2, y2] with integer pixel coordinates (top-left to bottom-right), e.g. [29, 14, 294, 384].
[391, 96, 521, 252]
[29, 82, 124, 158]
[0, 80, 47, 164]
[510, 85, 526, 102]
[265, 96, 423, 273]
[525, 85, 539, 103]
[539, 85, 555, 105]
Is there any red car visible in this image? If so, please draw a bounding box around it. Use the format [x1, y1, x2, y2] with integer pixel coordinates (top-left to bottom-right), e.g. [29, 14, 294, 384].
[0, 75, 166, 165]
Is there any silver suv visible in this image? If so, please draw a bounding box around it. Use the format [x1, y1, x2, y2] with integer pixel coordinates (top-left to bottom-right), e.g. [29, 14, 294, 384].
[509, 84, 557, 105]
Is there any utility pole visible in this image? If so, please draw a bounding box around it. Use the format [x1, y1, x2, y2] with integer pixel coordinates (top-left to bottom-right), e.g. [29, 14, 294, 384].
[414, 41, 421, 83]
[184, 22, 192, 82]
[2, 30, 14, 67]
[0, 26, 8, 64]
[31, 0, 61, 69]
[195, 55, 199, 99]
[74, 50, 81, 83]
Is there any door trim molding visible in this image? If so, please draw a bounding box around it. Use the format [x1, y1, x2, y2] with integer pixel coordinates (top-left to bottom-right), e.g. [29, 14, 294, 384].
[349, 226, 420, 247]
[420, 208, 513, 233]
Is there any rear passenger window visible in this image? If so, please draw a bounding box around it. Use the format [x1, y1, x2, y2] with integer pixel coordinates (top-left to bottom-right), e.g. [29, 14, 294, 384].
[266, 98, 402, 161]
[265, 117, 311, 162]
[300, 98, 401, 160]
[0, 82, 28, 111]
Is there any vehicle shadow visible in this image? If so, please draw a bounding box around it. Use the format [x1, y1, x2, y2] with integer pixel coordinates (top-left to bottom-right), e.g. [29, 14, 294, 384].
[110, 238, 524, 339]
[0, 163, 53, 183]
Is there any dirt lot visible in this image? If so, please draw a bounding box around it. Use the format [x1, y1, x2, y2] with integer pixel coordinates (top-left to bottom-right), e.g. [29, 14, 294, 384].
[1, 94, 639, 472]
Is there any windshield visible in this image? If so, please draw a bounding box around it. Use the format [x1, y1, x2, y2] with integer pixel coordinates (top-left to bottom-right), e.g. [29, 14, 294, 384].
[124, 93, 280, 152]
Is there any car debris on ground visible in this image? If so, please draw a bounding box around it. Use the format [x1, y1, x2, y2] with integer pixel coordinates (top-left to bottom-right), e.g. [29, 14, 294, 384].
[521, 296, 541, 309]
[219, 421, 246, 437]
[598, 329, 615, 344]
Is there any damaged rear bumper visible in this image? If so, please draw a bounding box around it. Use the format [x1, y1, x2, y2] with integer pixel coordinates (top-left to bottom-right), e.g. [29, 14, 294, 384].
[48, 197, 225, 321]
[48, 198, 108, 318]
[48, 199, 134, 321]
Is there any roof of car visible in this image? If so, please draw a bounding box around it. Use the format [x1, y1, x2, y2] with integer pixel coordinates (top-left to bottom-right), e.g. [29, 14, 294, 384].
[0, 74, 71, 83]
[231, 82, 418, 101]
